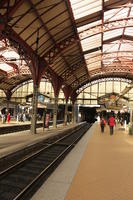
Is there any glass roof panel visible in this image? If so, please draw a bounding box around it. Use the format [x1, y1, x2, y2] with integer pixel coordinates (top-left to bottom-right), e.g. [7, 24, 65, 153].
[81, 34, 101, 51]
[125, 28, 133, 36]
[103, 43, 120, 53]
[0, 38, 28, 75]
[0, 41, 5, 48]
[0, 63, 13, 72]
[78, 20, 102, 39]
[2, 50, 26, 66]
[87, 60, 101, 71]
[130, 6, 133, 16]
[103, 29, 123, 41]
[104, 7, 129, 22]
[2, 50, 20, 64]
[70, 0, 133, 84]
[2, 51, 20, 60]
[70, 0, 102, 20]
[86, 54, 101, 65]
[85, 49, 101, 58]
[120, 42, 133, 51]
[78, 20, 101, 33]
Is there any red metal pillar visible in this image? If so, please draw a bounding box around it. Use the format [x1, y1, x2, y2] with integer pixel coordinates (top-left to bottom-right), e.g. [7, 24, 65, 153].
[129, 108, 133, 134]
[31, 57, 47, 134]
[72, 101, 76, 124]
[71, 91, 78, 125]
[31, 84, 38, 134]
[53, 96, 58, 128]
[64, 100, 68, 125]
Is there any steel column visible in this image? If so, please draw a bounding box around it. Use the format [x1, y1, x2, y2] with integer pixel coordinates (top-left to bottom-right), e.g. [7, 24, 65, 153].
[31, 85, 38, 134]
[64, 100, 68, 126]
[53, 96, 58, 128]
[129, 108, 133, 135]
[72, 102, 76, 124]
[130, 109, 133, 125]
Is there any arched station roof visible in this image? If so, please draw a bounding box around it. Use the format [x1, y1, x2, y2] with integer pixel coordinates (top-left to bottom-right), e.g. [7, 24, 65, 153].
[0, 0, 133, 98]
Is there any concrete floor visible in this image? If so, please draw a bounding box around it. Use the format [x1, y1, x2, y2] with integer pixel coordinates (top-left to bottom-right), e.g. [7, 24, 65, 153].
[65, 123, 133, 200]
[1, 122, 133, 200]
[32, 122, 133, 200]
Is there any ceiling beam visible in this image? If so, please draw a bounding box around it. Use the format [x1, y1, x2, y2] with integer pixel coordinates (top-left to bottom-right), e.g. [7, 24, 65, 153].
[43, 35, 78, 64]
[83, 47, 102, 55]
[0, 0, 7, 8]
[3, 0, 24, 18]
[79, 17, 133, 42]
[0, 16, 71, 90]
[28, 0, 79, 86]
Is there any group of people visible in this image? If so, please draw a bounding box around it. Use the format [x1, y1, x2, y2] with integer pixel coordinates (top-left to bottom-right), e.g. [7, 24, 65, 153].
[100, 114, 115, 135]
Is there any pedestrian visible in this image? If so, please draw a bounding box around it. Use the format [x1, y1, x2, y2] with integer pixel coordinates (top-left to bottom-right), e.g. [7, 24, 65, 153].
[4, 113, 7, 123]
[45, 113, 50, 129]
[2, 114, 5, 124]
[100, 116, 106, 133]
[108, 114, 115, 135]
[7, 112, 10, 123]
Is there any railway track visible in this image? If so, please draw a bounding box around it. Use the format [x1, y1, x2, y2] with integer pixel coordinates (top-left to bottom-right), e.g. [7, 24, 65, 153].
[0, 120, 63, 135]
[0, 123, 86, 172]
[0, 123, 91, 200]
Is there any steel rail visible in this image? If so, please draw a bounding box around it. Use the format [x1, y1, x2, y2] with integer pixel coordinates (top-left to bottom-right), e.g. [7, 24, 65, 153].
[0, 123, 91, 200]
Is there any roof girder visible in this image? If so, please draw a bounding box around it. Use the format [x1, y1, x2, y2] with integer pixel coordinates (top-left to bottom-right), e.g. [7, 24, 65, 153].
[43, 35, 78, 64]
[0, 15, 69, 89]
[80, 17, 133, 41]
[3, 0, 25, 19]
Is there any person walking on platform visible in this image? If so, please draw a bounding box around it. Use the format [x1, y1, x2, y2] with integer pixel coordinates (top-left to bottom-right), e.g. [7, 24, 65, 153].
[7, 113, 10, 123]
[108, 114, 115, 135]
[100, 116, 106, 133]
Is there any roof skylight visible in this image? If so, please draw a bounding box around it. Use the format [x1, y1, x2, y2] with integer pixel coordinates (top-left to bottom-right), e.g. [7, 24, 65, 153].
[2, 51, 20, 60]
[70, 0, 133, 76]
[70, 0, 102, 20]
[0, 63, 13, 72]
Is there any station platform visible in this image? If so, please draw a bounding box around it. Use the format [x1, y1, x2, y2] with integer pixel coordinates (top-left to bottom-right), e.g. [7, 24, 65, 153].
[31, 122, 133, 200]
[0, 123, 74, 158]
